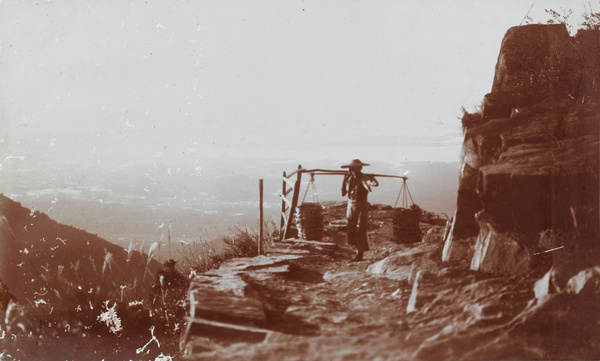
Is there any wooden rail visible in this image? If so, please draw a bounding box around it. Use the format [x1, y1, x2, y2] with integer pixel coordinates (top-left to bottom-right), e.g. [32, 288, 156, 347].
[287, 168, 408, 180]
[280, 165, 303, 240]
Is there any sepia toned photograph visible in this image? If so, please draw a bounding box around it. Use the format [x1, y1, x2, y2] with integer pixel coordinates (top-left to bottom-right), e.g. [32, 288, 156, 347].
[0, 0, 598, 360]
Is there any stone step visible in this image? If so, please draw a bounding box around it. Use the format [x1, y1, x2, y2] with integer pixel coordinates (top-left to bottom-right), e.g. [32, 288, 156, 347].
[190, 288, 267, 327]
[184, 317, 270, 345]
[182, 237, 333, 356]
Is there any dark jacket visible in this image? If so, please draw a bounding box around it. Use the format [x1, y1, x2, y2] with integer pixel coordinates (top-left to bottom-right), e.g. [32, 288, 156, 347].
[342, 172, 378, 201]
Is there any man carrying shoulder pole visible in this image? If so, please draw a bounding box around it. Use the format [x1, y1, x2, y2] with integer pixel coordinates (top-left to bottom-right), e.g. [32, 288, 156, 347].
[341, 159, 379, 261]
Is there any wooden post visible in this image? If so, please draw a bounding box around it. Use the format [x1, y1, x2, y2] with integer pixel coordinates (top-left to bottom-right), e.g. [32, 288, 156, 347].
[283, 165, 302, 240]
[168, 222, 172, 260]
[258, 179, 264, 255]
[280, 171, 287, 237]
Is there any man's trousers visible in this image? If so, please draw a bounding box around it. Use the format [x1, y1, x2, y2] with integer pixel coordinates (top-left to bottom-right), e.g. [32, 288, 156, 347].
[346, 200, 369, 252]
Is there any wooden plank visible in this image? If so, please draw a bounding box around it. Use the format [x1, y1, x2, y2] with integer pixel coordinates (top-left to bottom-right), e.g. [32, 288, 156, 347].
[186, 317, 270, 344]
[282, 176, 296, 188]
[281, 238, 338, 250]
[280, 213, 288, 226]
[283, 186, 294, 196]
[297, 169, 346, 175]
[281, 196, 291, 206]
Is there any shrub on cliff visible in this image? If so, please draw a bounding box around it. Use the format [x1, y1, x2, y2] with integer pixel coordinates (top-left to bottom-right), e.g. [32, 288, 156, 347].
[178, 239, 224, 274]
[222, 221, 278, 258]
[178, 220, 279, 274]
[581, 11, 600, 30]
[546, 7, 600, 31]
[460, 104, 483, 133]
[526, 7, 600, 32]
[151, 259, 190, 340]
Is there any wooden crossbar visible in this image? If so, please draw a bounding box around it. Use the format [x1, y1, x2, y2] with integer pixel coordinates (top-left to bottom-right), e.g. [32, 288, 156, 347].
[296, 168, 407, 180]
[284, 169, 302, 178]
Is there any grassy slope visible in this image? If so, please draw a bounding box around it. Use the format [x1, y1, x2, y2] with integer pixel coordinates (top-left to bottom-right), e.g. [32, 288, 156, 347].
[0, 194, 162, 306]
[0, 194, 180, 360]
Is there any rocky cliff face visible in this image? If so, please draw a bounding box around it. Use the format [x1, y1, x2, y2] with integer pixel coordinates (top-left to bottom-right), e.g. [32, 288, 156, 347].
[443, 24, 600, 276]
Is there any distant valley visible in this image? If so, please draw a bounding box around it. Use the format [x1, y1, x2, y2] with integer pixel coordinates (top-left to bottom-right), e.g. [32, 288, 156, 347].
[2, 156, 460, 261]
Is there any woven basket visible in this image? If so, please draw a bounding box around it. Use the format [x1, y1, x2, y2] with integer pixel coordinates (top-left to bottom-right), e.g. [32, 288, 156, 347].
[295, 202, 324, 241]
[392, 206, 422, 243]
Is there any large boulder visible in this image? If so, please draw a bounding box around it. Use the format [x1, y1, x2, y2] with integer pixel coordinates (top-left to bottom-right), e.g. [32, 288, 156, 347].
[490, 25, 574, 104]
[482, 25, 599, 123]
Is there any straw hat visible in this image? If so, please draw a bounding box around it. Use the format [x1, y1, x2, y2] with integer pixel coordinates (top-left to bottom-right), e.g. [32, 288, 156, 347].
[341, 159, 370, 168]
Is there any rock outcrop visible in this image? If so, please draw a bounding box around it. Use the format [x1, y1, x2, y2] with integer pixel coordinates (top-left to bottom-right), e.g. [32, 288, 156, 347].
[444, 24, 600, 276]
[180, 200, 600, 360]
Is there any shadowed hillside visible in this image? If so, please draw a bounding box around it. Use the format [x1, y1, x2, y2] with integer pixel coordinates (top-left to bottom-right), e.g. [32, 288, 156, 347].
[0, 194, 176, 360]
[0, 194, 162, 306]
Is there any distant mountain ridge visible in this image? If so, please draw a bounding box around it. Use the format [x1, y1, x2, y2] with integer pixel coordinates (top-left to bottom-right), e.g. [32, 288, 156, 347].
[3, 159, 460, 253]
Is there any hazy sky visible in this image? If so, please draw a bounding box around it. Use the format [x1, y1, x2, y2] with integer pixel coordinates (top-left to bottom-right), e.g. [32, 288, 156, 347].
[1, 0, 596, 170]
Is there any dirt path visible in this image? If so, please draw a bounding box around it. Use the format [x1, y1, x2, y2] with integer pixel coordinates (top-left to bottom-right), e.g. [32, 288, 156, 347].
[182, 203, 598, 361]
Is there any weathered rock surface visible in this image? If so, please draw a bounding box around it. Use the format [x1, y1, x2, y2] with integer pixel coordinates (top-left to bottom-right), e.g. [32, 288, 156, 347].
[490, 24, 574, 105]
[181, 242, 329, 355]
[470, 217, 531, 275]
[184, 204, 600, 360]
[442, 230, 474, 266]
[534, 257, 600, 299]
[367, 243, 437, 281]
[445, 24, 600, 275]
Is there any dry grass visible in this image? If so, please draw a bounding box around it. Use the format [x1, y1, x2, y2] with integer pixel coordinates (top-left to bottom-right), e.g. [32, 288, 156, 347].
[177, 238, 224, 274]
[0, 220, 281, 360]
[178, 219, 280, 274]
[0, 242, 180, 361]
[221, 220, 279, 258]
[460, 104, 483, 133]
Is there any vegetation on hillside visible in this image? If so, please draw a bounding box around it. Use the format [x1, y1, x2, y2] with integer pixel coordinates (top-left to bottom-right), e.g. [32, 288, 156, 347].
[459, 104, 483, 133]
[0, 202, 280, 361]
[0, 240, 179, 360]
[524, 6, 600, 32]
